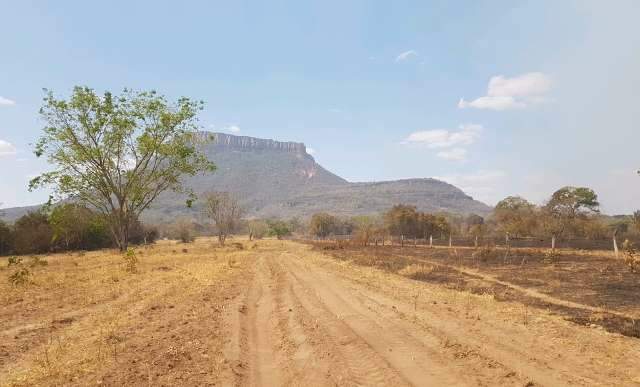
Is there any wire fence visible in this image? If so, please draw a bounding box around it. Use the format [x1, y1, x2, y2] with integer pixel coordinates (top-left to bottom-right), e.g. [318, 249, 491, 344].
[309, 234, 640, 252]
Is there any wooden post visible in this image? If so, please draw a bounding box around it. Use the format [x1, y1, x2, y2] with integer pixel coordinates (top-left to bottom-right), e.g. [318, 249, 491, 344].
[474, 235, 478, 248]
[401, 235, 404, 248]
[429, 235, 433, 248]
[551, 235, 556, 252]
[448, 234, 452, 248]
[613, 234, 619, 258]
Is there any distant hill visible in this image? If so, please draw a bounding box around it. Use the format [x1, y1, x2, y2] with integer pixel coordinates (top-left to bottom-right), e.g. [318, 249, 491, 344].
[1, 132, 492, 223]
[142, 132, 491, 222]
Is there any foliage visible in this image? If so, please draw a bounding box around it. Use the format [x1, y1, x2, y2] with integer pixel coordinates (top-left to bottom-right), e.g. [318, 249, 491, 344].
[383, 205, 450, 239]
[622, 240, 640, 273]
[123, 248, 138, 273]
[30, 86, 215, 251]
[173, 218, 195, 243]
[202, 192, 244, 245]
[493, 196, 537, 237]
[0, 220, 14, 256]
[13, 211, 53, 255]
[309, 213, 340, 238]
[8, 267, 31, 286]
[7, 256, 22, 267]
[267, 219, 291, 239]
[248, 219, 269, 240]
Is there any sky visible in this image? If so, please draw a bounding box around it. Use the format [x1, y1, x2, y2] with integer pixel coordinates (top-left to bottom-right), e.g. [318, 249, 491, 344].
[1, 0, 639, 214]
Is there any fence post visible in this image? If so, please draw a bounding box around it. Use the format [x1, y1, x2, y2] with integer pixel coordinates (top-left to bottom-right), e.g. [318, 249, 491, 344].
[414, 237, 417, 247]
[474, 235, 478, 248]
[551, 235, 556, 252]
[401, 234, 404, 248]
[429, 235, 433, 248]
[613, 233, 619, 258]
[448, 234, 452, 248]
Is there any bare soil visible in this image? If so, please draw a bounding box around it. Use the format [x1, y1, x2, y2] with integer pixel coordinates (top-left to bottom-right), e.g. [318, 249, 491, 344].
[1, 239, 639, 386]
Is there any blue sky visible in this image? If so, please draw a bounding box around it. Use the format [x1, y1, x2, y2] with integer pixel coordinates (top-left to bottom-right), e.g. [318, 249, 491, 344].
[1, 0, 639, 213]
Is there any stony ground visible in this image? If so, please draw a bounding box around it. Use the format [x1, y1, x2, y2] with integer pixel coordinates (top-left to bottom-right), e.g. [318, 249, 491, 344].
[1, 239, 639, 386]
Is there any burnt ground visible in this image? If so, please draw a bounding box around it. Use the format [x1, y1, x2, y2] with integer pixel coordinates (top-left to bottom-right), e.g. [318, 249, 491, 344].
[309, 241, 640, 338]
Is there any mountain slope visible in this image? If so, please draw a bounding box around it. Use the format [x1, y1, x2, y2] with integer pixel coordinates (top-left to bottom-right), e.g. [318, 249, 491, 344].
[1, 132, 491, 223]
[142, 132, 491, 222]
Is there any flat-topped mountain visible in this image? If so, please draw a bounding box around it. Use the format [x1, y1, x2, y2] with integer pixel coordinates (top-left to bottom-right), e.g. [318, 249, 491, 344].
[1, 132, 491, 223]
[143, 132, 491, 222]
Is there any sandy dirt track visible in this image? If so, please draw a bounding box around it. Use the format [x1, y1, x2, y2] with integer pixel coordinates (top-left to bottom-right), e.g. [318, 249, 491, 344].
[219, 242, 640, 386]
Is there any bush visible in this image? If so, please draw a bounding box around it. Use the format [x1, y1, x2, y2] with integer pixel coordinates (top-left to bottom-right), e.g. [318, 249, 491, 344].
[123, 248, 138, 273]
[0, 220, 14, 256]
[7, 256, 22, 267]
[8, 267, 31, 286]
[14, 211, 53, 255]
[623, 240, 640, 273]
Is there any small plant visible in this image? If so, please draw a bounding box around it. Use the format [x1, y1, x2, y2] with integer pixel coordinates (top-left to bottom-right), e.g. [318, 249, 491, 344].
[9, 267, 31, 285]
[123, 248, 138, 273]
[542, 249, 559, 264]
[30, 256, 49, 267]
[7, 256, 22, 267]
[622, 240, 640, 273]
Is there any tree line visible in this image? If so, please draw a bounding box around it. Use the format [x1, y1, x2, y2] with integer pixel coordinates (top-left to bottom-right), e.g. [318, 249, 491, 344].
[0, 204, 158, 256]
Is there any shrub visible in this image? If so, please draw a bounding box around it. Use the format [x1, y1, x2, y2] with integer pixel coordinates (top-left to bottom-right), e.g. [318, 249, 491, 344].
[13, 211, 53, 254]
[7, 256, 22, 267]
[123, 248, 138, 273]
[622, 240, 640, 273]
[9, 267, 31, 286]
[29, 256, 48, 267]
[0, 220, 14, 256]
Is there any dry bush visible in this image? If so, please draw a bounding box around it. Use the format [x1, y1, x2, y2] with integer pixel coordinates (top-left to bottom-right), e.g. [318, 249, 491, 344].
[123, 248, 138, 273]
[7, 255, 22, 267]
[622, 240, 640, 273]
[397, 263, 437, 280]
[9, 267, 31, 285]
[30, 256, 48, 267]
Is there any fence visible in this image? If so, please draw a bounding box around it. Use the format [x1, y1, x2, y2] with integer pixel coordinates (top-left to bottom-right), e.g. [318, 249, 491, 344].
[310, 234, 640, 253]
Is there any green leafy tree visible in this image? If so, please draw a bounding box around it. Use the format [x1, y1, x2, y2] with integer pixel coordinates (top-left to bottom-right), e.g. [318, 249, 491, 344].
[49, 203, 94, 250]
[267, 219, 291, 239]
[30, 87, 214, 251]
[543, 187, 600, 238]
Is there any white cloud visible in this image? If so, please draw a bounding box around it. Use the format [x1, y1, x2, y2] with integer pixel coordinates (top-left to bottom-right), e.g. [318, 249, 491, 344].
[306, 147, 315, 155]
[0, 140, 17, 156]
[0, 96, 15, 106]
[402, 124, 482, 148]
[436, 148, 467, 161]
[459, 72, 552, 110]
[395, 50, 418, 62]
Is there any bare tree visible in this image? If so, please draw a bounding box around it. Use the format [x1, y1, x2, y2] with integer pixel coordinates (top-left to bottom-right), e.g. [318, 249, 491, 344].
[202, 192, 243, 245]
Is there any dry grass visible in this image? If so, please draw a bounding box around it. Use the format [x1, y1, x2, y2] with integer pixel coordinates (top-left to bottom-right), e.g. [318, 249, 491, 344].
[0, 237, 256, 386]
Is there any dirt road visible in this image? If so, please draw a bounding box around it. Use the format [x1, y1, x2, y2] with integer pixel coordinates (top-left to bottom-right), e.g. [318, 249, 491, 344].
[218, 242, 640, 386]
[2, 239, 639, 386]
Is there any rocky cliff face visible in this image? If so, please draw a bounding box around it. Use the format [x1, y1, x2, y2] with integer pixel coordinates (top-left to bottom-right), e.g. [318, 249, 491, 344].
[200, 132, 308, 154]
